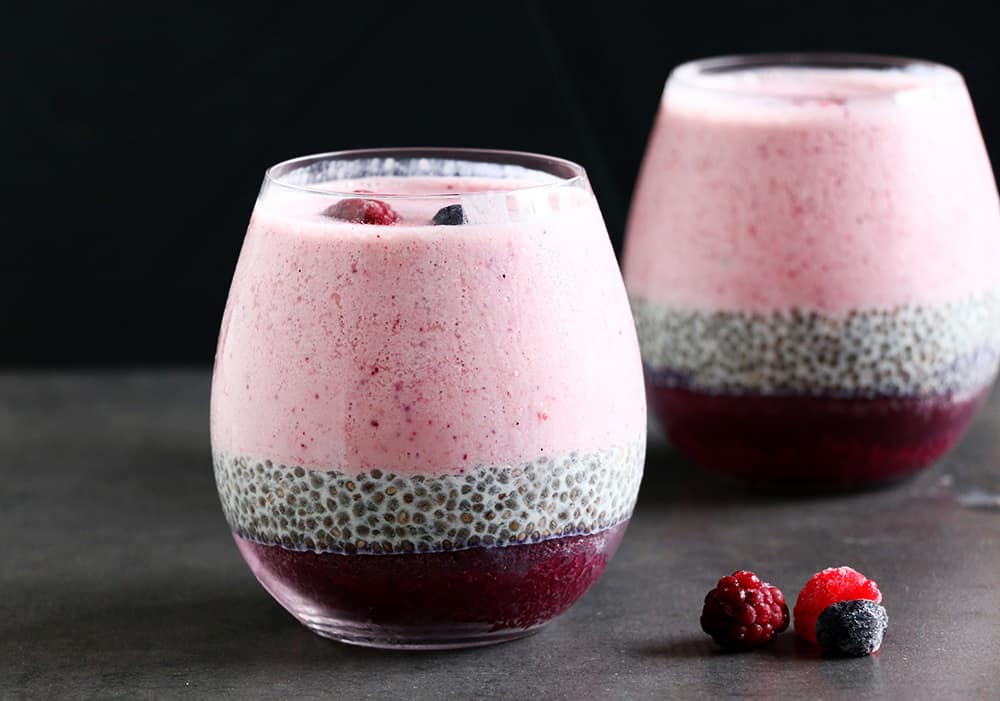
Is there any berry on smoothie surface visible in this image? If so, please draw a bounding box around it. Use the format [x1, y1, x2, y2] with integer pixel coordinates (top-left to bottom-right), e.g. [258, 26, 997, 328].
[324, 197, 399, 225]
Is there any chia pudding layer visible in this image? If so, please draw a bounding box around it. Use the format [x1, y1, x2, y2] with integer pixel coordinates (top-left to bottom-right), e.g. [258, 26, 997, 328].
[632, 293, 1000, 399]
[215, 438, 644, 555]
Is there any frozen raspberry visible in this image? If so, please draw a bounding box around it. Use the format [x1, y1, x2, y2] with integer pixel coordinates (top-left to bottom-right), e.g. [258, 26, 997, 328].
[324, 198, 398, 225]
[700, 570, 790, 649]
[794, 566, 881, 643]
[816, 599, 888, 656]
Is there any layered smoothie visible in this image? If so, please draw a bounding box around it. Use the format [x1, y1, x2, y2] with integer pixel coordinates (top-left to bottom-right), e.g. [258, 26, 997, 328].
[625, 59, 1000, 484]
[212, 154, 646, 647]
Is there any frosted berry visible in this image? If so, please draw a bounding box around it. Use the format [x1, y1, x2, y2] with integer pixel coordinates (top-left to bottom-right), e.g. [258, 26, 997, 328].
[794, 566, 881, 643]
[324, 198, 399, 225]
[700, 570, 790, 649]
[432, 204, 466, 225]
[816, 599, 888, 656]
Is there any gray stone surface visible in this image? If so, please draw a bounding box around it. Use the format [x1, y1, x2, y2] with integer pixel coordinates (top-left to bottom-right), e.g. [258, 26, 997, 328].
[2, 371, 998, 700]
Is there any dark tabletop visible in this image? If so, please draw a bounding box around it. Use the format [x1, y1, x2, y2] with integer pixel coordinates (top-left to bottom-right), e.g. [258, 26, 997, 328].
[2, 371, 999, 700]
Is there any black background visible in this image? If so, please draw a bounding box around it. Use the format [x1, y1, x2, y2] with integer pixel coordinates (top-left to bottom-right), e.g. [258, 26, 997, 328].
[4, 1, 999, 366]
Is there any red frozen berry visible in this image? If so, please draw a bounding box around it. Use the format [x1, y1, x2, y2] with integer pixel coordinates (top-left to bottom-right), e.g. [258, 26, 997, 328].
[324, 197, 398, 225]
[700, 570, 790, 649]
[793, 566, 881, 643]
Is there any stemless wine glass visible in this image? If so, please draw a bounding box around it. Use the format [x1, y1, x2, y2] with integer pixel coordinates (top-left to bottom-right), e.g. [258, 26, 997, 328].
[211, 148, 646, 648]
[624, 54, 1000, 486]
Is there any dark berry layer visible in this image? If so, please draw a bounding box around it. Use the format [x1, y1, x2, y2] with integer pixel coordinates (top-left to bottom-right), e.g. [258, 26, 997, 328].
[650, 384, 989, 484]
[236, 521, 627, 632]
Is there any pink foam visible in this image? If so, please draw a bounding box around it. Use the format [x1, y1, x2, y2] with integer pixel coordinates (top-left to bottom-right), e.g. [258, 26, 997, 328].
[624, 65, 1000, 313]
[211, 177, 645, 472]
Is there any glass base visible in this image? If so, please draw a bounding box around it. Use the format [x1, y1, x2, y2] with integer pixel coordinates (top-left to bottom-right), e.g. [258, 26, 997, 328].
[293, 611, 545, 650]
[235, 522, 627, 649]
[649, 384, 990, 486]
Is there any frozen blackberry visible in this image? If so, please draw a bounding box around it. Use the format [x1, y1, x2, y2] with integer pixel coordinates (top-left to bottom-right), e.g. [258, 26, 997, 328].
[816, 599, 888, 656]
[432, 204, 466, 225]
[700, 570, 789, 649]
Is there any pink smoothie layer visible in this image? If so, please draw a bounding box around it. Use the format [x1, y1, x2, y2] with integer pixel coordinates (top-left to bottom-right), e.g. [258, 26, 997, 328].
[624, 64, 1000, 313]
[212, 176, 645, 473]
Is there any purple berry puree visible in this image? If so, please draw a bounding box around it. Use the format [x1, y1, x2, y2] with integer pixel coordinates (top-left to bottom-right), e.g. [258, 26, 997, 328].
[235, 521, 628, 648]
[649, 384, 990, 485]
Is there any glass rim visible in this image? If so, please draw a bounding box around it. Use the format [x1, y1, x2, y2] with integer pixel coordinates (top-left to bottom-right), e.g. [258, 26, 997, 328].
[668, 52, 965, 101]
[264, 147, 589, 199]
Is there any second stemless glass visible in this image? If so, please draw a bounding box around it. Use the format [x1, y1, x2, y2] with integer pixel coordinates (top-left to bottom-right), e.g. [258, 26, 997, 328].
[624, 54, 1000, 486]
[211, 148, 646, 648]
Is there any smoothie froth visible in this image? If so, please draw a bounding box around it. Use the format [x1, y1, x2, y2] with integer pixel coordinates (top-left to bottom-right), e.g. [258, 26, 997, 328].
[625, 64, 1000, 313]
[212, 177, 645, 473]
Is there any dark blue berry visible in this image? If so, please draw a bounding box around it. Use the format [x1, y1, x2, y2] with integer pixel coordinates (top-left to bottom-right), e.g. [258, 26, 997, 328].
[432, 204, 466, 226]
[815, 599, 888, 656]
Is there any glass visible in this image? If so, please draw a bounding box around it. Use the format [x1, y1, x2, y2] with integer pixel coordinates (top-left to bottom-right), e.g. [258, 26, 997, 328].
[624, 54, 1000, 486]
[211, 148, 646, 648]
